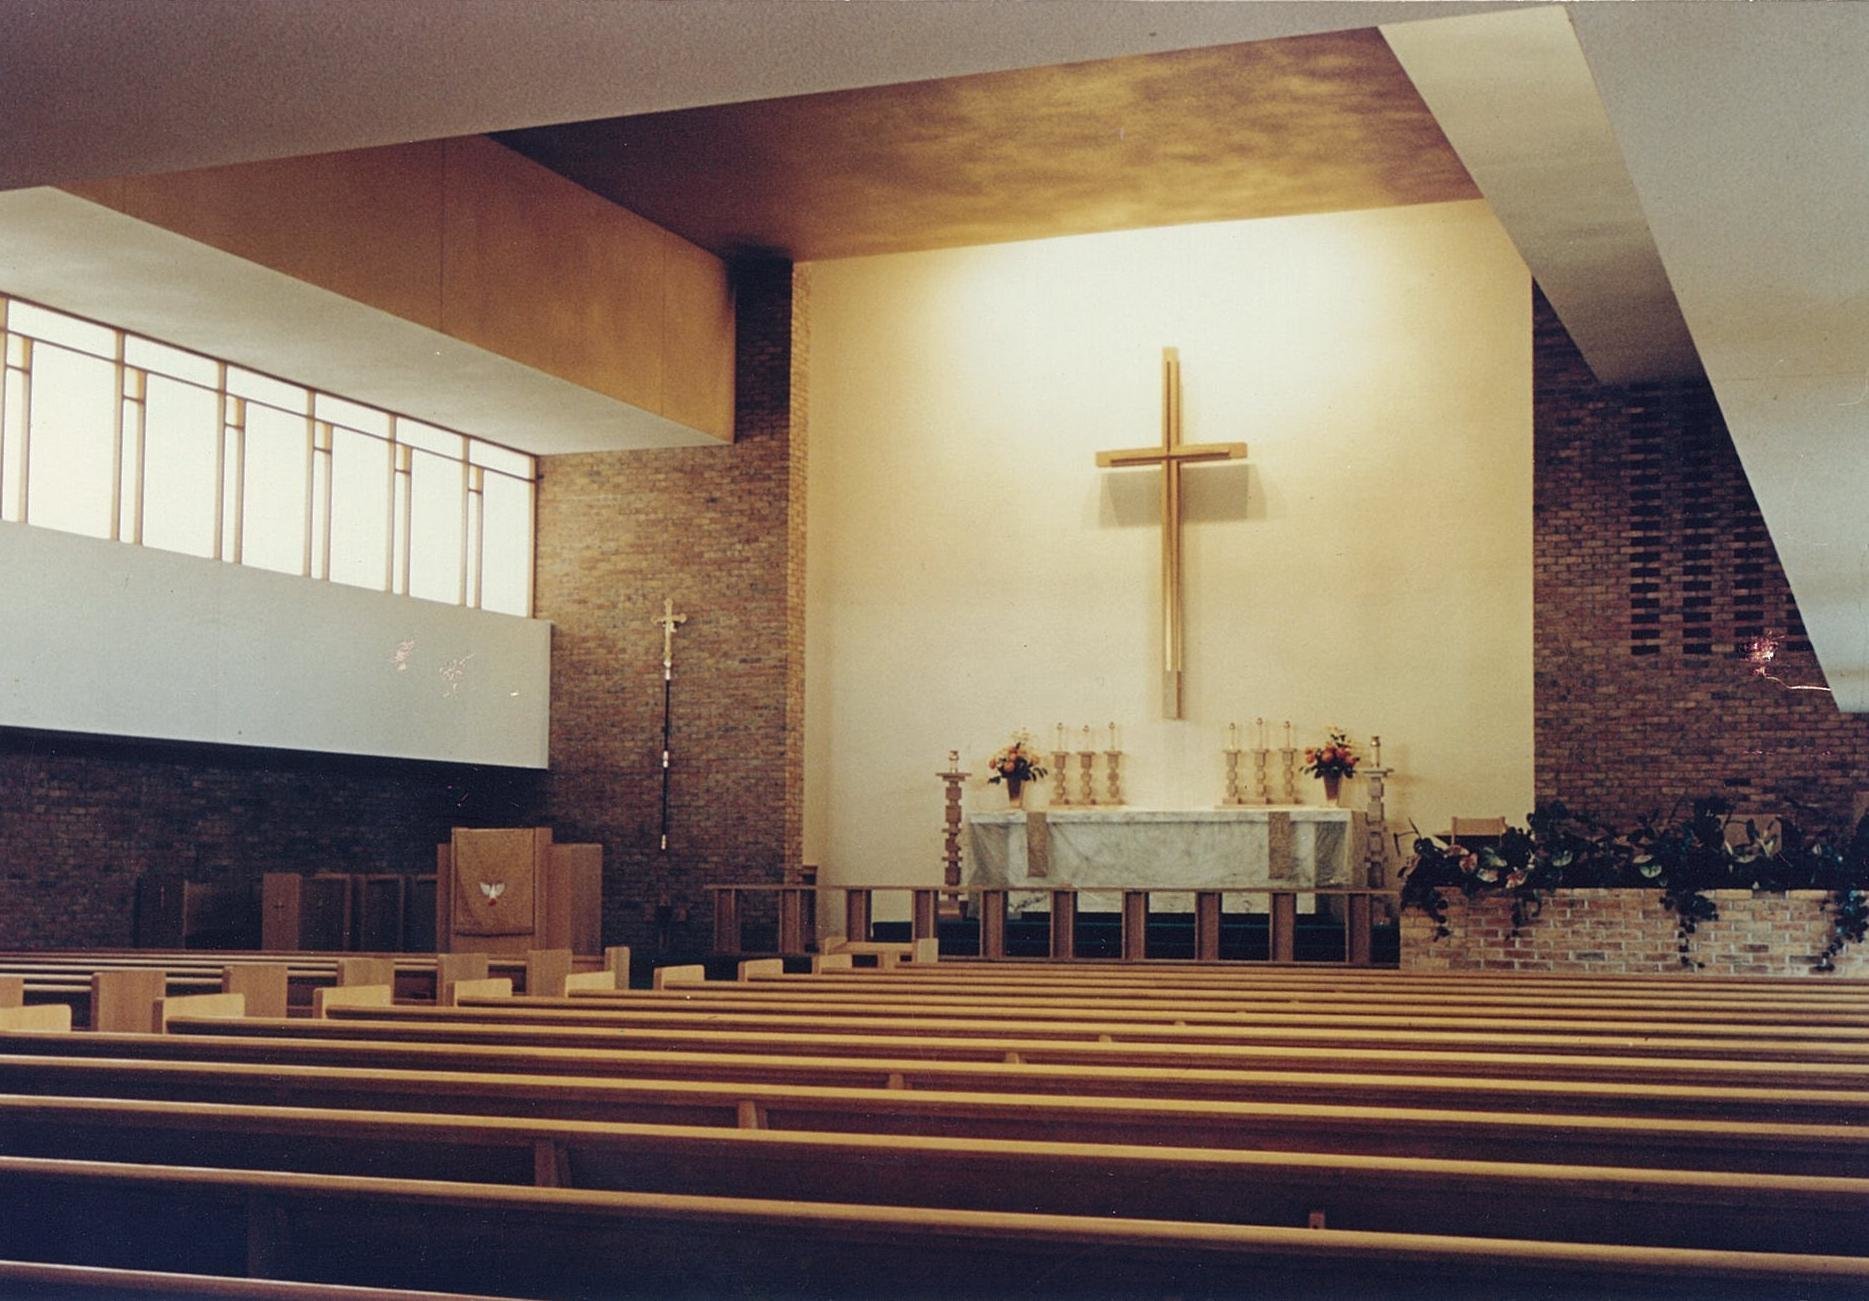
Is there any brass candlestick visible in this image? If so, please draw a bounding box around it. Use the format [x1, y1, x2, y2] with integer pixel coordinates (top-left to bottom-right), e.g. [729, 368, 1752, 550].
[1104, 750, 1126, 806]
[939, 750, 970, 889]
[1222, 748, 1245, 806]
[1051, 751, 1073, 806]
[1077, 751, 1099, 806]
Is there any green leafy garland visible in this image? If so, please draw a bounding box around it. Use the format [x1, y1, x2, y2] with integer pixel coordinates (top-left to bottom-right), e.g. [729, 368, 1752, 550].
[1400, 797, 1869, 971]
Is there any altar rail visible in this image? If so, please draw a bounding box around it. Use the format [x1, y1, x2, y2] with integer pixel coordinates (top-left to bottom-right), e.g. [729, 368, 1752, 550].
[705, 884, 1401, 966]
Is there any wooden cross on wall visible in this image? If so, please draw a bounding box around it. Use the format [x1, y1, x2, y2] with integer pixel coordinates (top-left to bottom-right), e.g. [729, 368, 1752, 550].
[1095, 347, 1247, 719]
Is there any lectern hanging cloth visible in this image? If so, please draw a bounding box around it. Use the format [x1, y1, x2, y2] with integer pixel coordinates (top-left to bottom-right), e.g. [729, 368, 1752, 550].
[452, 828, 542, 936]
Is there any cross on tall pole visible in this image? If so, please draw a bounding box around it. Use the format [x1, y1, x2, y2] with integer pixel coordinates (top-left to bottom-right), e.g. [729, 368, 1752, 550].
[1095, 347, 1247, 719]
[654, 598, 686, 852]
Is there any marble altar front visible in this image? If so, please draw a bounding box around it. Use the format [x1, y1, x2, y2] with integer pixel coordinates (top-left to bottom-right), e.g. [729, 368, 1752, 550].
[968, 806, 1363, 910]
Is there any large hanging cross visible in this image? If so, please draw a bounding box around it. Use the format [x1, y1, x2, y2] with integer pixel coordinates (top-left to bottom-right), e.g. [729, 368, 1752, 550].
[1095, 347, 1247, 719]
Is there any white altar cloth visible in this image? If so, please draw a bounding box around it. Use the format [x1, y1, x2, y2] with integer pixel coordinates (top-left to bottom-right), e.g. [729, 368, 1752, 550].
[968, 806, 1362, 911]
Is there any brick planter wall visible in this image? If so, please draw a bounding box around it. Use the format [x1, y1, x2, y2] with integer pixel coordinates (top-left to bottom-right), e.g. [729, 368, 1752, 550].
[1400, 887, 1869, 977]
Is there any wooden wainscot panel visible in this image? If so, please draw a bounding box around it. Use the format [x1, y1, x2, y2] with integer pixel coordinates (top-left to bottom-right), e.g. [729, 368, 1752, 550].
[93, 142, 446, 331]
[440, 136, 664, 414]
[545, 843, 604, 956]
[660, 230, 736, 440]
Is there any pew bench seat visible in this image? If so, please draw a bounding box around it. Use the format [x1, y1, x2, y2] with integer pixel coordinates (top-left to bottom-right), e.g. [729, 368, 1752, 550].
[2, 1093, 1868, 1255]
[0, 1053, 1866, 1175]
[1, 1156, 1866, 1298]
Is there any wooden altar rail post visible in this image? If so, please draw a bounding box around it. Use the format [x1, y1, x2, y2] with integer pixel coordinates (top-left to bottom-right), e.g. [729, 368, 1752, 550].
[1269, 892, 1298, 964]
[778, 888, 808, 957]
[979, 889, 1008, 959]
[1121, 891, 1149, 962]
[1049, 889, 1077, 960]
[845, 890, 872, 946]
[1195, 891, 1223, 961]
[911, 890, 939, 942]
[704, 883, 1394, 966]
[1347, 893, 1373, 966]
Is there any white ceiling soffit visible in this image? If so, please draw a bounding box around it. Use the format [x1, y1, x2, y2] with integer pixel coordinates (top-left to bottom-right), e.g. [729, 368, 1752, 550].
[0, 0, 1512, 192]
[1381, 5, 1699, 385]
[0, 189, 713, 456]
[1569, 2, 1869, 711]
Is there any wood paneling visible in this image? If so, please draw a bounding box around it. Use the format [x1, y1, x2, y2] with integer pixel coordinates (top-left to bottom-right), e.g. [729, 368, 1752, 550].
[660, 232, 736, 440]
[110, 143, 445, 330]
[439, 136, 664, 418]
[55, 136, 735, 443]
[501, 27, 1478, 262]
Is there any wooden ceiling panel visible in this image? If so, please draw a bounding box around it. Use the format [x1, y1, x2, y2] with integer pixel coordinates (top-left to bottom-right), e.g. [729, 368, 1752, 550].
[501, 28, 1477, 262]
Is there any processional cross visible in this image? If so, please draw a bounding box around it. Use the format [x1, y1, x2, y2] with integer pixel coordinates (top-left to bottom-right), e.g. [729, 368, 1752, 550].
[654, 598, 687, 852]
[1094, 347, 1247, 719]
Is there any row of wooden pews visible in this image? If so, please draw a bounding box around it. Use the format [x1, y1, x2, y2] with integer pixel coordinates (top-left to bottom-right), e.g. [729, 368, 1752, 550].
[0, 949, 1867, 1295]
[0, 948, 618, 1029]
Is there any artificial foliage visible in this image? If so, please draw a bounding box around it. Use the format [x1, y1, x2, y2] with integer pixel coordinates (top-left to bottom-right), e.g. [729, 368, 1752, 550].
[984, 730, 1048, 786]
[1302, 728, 1360, 781]
[1400, 797, 1869, 970]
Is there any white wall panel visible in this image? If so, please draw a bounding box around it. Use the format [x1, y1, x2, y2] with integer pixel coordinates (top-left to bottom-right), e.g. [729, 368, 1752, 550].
[0, 520, 549, 767]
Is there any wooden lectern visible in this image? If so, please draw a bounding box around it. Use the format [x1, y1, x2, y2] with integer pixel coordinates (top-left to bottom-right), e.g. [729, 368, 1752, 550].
[435, 827, 602, 956]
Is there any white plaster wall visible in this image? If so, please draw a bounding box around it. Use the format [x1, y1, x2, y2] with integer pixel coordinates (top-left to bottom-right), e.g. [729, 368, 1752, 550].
[0, 521, 550, 766]
[804, 200, 1532, 895]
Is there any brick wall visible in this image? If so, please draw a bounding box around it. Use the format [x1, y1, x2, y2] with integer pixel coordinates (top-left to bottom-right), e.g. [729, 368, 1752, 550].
[532, 260, 807, 959]
[0, 729, 534, 948]
[1401, 887, 1869, 977]
[1533, 290, 1869, 828]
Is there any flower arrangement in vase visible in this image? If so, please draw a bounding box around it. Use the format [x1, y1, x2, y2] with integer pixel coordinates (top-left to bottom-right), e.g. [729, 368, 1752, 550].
[1302, 728, 1359, 806]
[985, 730, 1048, 807]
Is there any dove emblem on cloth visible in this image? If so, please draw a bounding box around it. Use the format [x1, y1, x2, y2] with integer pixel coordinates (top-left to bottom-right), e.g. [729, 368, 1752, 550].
[479, 881, 506, 905]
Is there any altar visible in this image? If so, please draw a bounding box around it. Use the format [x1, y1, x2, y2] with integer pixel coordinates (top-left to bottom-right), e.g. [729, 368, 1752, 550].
[968, 806, 1364, 911]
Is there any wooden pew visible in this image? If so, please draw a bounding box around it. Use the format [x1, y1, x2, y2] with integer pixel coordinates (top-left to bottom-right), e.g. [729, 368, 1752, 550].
[1, 1049, 1867, 1138]
[1, 1156, 1865, 1298]
[182, 1003, 1869, 1063]
[0, 950, 568, 1009]
[5, 1094, 1869, 1256]
[0, 1051, 1861, 1175]
[644, 971, 1869, 1016]
[16, 1026, 1869, 1117]
[782, 959, 1869, 989]
[0, 1259, 483, 1298]
[765, 966, 1869, 1000]
[321, 994, 1869, 1054]
[556, 985, 1869, 1028]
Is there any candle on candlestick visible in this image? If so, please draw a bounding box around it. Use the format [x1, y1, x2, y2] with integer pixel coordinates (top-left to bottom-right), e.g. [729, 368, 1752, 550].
[1108, 721, 1119, 751]
[1256, 717, 1266, 749]
[1228, 722, 1238, 750]
[1284, 720, 1292, 749]
[1056, 723, 1065, 751]
[947, 749, 959, 767]
[1373, 735, 1383, 768]
[1081, 724, 1092, 750]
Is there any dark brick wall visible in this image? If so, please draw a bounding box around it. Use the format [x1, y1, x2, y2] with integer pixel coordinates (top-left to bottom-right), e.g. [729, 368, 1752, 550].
[0, 729, 535, 947]
[532, 261, 807, 959]
[1533, 289, 1869, 827]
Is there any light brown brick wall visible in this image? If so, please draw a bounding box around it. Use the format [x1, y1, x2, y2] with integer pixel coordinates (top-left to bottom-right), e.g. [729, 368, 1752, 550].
[532, 260, 806, 957]
[1401, 887, 1869, 977]
[1533, 290, 1869, 826]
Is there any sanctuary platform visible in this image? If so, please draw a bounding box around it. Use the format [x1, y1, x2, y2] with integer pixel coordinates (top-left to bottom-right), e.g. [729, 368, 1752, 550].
[968, 806, 1363, 909]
